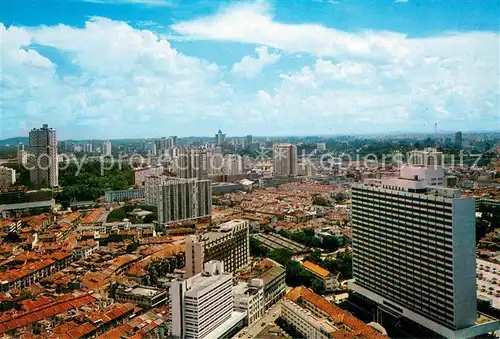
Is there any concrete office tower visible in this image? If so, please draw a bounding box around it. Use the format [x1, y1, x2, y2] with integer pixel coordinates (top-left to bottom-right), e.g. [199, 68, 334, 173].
[454, 131, 463, 149]
[156, 137, 168, 156]
[316, 142, 326, 152]
[170, 261, 233, 339]
[185, 219, 250, 277]
[215, 130, 226, 146]
[29, 124, 58, 189]
[158, 178, 211, 224]
[273, 143, 297, 177]
[102, 140, 112, 155]
[207, 150, 223, 175]
[349, 167, 499, 338]
[175, 147, 208, 179]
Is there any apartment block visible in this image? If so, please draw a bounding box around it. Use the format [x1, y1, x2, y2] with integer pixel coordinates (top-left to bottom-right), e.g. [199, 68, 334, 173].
[158, 178, 211, 224]
[105, 188, 145, 203]
[350, 167, 500, 338]
[29, 124, 58, 188]
[133, 165, 164, 186]
[185, 219, 249, 277]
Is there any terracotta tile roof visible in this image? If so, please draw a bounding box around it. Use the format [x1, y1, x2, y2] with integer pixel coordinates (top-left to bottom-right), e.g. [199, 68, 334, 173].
[285, 286, 386, 339]
[302, 261, 331, 278]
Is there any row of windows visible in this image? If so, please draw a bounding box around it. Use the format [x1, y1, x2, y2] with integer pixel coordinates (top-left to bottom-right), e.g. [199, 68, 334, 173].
[352, 187, 453, 208]
[353, 225, 454, 264]
[353, 202, 453, 229]
[353, 235, 454, 277]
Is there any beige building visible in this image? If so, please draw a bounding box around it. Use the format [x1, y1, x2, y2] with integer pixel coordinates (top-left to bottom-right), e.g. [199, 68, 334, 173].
[185, 219, 250, 277]
[302, 261, 339, 292]
[0, 167, 16, 187]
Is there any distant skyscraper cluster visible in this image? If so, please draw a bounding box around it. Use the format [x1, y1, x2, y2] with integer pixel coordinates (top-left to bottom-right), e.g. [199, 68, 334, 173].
[28, 124, 58, 189]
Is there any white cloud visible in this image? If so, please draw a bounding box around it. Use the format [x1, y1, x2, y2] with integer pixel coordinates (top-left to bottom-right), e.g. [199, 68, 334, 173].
[172, 1, 408, 62]
[82, 0, 170, 6]
[1, 18, 232, 138]
[231, 46, 280, 78]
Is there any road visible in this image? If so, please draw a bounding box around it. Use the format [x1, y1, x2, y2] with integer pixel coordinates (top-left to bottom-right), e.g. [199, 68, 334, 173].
[235, 303, 282, 339]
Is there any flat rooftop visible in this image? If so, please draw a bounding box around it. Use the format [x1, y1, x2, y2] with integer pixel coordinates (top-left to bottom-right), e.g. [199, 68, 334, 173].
[127, 286, 163, 297]
[185, 273, 231, 297]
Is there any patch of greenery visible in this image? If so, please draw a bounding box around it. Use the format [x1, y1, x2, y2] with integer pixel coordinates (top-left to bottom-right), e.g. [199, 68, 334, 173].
[55, 161, 133, 207]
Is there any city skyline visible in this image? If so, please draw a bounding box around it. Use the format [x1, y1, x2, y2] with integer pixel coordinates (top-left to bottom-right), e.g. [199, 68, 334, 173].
[2, 0, 499, 140]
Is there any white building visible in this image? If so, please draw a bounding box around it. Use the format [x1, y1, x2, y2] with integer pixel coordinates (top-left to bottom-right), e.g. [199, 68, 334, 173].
[28, 124, 58, 188]
[173, 147, 208, 179]
[17, 143, 27, 166]
[170, 261, 245, 339]
[102, 140, 112, 155]
[185, 219, 249, 277]
[408, 148, 443, 166]
[316, 143, 326, 152]
[233, 279, 265, 325]
[105, 188, 145, 203]
[0, 167, 16, 187]
[145, 175, 167, 207]
[273, 144, 297, 177]
[350, 167, 500, 338]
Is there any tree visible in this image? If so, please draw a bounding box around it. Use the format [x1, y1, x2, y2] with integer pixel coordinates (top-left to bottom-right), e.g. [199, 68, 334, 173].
[268, 248, 293, 266]
[306, 251, 322, 264]
[250, 237, 269, 257]
[312, 279, 325, 295]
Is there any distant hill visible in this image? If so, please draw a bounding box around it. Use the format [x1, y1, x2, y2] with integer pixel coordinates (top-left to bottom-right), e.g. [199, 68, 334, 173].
[0, 137, 29, 146]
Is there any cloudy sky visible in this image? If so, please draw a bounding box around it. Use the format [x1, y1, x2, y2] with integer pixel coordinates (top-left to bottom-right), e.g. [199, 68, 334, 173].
[2, 0, 499, 140]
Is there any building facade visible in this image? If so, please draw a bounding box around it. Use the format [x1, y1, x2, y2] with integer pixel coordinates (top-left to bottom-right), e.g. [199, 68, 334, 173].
[158, 178, 212, 224]
[233, 279, 265, 325]
[105, 188, 146, 203]
[102, 140, 112, 155]
[0, 167, 16, 187]
[133, 165, 164, 186]
[185, 219, 249, 277]
[273, 144, 297, 178]
[170, 261, 233, 339]
[349, 167, 494, 338]
[28, 124, 58, 188]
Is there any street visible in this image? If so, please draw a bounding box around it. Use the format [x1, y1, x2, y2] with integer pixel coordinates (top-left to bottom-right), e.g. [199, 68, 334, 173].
[234, 303, 282, 339]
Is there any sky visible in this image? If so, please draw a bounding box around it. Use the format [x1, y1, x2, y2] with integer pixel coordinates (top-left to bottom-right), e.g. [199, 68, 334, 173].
[1, 0, 499, 140]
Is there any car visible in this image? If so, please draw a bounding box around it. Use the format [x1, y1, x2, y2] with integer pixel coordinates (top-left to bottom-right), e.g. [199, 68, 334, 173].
[261, 322, 266, 326]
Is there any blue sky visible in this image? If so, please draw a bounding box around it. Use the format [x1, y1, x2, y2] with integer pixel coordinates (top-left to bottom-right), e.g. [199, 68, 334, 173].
[1, 0, 499, 140]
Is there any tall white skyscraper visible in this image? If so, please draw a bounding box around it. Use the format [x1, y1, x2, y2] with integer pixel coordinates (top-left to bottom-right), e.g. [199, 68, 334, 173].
[102, 140, 112, 155]
[349, 167, 499, 338]
[28, 124, 58, 189]
[170, 261, 234, 339]
[273, 143, 297, 177]
[158, 178, 212, 224]
[223, 154, 244, 175]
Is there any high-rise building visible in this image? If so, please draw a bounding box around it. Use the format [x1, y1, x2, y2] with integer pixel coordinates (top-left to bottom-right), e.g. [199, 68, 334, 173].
[166, 136, 177, 149]
[170, 261, 241, 339]
[223, 154, 244, 175]
[174, 147, 207, 179]
[349, 167, 499, 338]
[246, 135, 253, 146]
[17, 143, 27, 166]
[158, 178, 211, 224]
[273, 143, 297, 177]
[145, 175, 167, 206]
[215, 130, 226, 146]
[102, 140, 112, 156]
[28, 124, 58, 189]
[185, 219, 250, 277]
[454, 131, 463, 149]
[316, 142, 326, 152]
